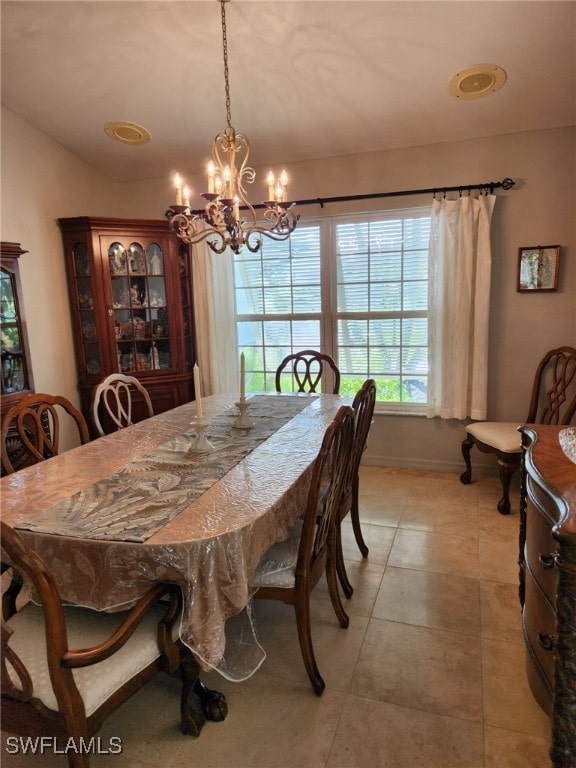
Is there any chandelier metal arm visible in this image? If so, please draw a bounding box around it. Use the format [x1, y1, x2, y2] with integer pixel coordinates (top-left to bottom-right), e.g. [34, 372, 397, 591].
[164, 209, 228, 253]
[166, 204, 299, 255]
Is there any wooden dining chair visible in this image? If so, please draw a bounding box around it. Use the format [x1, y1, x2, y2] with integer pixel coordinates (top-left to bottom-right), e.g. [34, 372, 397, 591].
[0, 520, 183, 768]
[335, 378, 377, 598]
[275, 349, 340, 394]
[250, 405, 354, 696]
[460, 346, 576, 513]
[1, 393, 90, 475]
[91, 373, 154, 436]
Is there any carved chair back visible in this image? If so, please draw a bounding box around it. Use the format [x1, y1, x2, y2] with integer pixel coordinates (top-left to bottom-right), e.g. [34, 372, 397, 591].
[525, 346, 576, 425]
[300, 405, 355, 578]
[91, 373, 154, 436]
[275, 350, 340, 394]
[1, 393, 90, 475]
[0, 520, 181, 768]
[251, 405, 354, 695]
[341, 379, 377, 511]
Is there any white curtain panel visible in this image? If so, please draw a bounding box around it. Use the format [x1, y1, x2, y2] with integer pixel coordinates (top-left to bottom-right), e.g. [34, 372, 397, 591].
[191, 236, 239, 396]
[427, 194, 496, 420]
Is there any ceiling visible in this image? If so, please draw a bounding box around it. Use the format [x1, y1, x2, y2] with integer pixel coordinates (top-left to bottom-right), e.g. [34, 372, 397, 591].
[2, 1, 575, 183]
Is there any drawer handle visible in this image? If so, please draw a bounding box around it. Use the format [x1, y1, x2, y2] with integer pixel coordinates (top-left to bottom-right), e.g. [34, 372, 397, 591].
[538, 553, 557, 570]
[538, 632, 557, 652]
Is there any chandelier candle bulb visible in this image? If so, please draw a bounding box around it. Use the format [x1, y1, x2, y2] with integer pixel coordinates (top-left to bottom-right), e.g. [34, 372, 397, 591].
[174, 174, 183, 206]
[207, 161, 215, 194]
[183, 186, 191, 208]
[275, 182, 283, 203]
[224, 165, 232, 198]
[193, 363, 203, 419]
[233, 197, 240, 222]
[267, 171, 275, 201]
[280, 170, 288, 202]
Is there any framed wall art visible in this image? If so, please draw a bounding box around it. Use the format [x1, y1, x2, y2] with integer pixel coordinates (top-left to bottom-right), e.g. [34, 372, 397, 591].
[517, 245, 560, 292]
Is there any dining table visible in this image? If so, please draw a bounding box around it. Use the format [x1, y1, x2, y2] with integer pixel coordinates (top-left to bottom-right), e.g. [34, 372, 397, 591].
[1, 391, 349, 731]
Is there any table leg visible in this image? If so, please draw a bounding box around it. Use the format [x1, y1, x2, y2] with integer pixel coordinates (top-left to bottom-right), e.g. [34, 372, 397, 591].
[194, 678, 228, 722]
[178, 643, 228, 736]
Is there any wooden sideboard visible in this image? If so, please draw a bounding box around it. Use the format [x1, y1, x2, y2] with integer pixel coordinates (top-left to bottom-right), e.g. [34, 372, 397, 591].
[519, 424, 576, 768]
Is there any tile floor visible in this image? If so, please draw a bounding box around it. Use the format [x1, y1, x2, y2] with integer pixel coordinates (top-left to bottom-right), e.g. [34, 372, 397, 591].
[2, 467, 553, 767]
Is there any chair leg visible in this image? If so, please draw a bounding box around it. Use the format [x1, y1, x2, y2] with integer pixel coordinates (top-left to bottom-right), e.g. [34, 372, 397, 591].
[460, 435, 474, 484]
[59, 712, 90, 767]
[66, 749, 90, 768]
[294, 589, 326, 696]
[350, 478, 369, 558]
[335, 522, 354, 599]
[327, 544, 351, 628]
[497, 459, 519, 515]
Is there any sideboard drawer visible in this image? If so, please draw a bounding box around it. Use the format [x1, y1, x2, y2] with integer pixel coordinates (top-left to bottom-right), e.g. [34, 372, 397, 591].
[523, 565, 557, 692]
[525, 498, 559, 602]
[526, 475, 560, 522]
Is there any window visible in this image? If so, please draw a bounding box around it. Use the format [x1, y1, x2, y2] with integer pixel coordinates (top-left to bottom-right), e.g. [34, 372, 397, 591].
[234, 208, 431, 410]
[235, 227, 322, 391]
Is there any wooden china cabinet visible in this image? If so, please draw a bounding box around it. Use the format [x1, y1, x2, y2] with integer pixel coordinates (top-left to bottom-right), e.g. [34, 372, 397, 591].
[58, 217, 196, 432]
[0, 242, 35, 474]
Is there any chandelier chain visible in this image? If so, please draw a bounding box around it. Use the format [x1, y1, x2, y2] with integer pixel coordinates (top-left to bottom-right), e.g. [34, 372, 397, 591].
[221, 0, 232, 130]
[165, 0, 299, 253]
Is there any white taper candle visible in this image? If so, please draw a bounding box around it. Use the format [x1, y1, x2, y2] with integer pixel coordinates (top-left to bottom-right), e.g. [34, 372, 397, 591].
[193, 363, 203, 418]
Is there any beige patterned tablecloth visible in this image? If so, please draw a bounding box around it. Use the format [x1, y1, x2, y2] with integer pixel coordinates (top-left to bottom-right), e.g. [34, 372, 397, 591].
[15, 395, 315, 542]
[1, 393, 348, 680]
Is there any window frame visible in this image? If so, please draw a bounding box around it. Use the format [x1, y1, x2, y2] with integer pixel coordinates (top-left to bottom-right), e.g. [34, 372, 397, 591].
[234, 206, 431, 413]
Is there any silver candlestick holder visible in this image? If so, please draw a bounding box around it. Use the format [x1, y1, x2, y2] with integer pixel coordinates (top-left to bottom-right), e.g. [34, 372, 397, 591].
[188, 417, 215, 452]
[233, 398, 254, 429]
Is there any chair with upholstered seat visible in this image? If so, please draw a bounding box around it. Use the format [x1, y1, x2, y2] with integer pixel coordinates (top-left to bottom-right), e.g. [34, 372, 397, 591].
[91, 373, 154, 436]
[0, 520, 183, 768]
[250, 405, 354, 695]
[1, 393, 90, 475]
[275, 350, 340, 394]
[460, 346, 576, 514]
[335, 379, 376, 598]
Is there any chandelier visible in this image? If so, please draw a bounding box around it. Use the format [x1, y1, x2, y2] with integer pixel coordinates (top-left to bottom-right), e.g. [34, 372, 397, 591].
[165, 0, 299, 255]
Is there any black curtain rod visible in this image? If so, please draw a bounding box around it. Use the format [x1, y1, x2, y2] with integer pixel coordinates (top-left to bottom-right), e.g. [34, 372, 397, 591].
[249, 176, 515, 211]
[188, 177, 515, 215]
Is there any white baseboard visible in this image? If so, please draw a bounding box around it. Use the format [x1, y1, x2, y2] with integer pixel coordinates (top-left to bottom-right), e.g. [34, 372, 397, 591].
[360, 454, 499, 476]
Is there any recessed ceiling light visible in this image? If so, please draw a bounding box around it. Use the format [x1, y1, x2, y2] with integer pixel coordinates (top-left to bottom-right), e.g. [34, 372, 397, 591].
[104, 121, 151, 145]
[448, 64, 507, 99]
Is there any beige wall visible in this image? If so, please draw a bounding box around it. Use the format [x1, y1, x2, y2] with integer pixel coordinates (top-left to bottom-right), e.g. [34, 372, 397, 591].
[0, 108, 122, 447]
[2, 106, 574, 469]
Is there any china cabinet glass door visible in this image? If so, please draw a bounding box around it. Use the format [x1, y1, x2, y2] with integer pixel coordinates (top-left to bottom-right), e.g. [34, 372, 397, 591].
[178, 242, 194, 371]
[0, 243, 33, 397]
[71, 242, 101, 377]
[107, 239, 171, 374]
